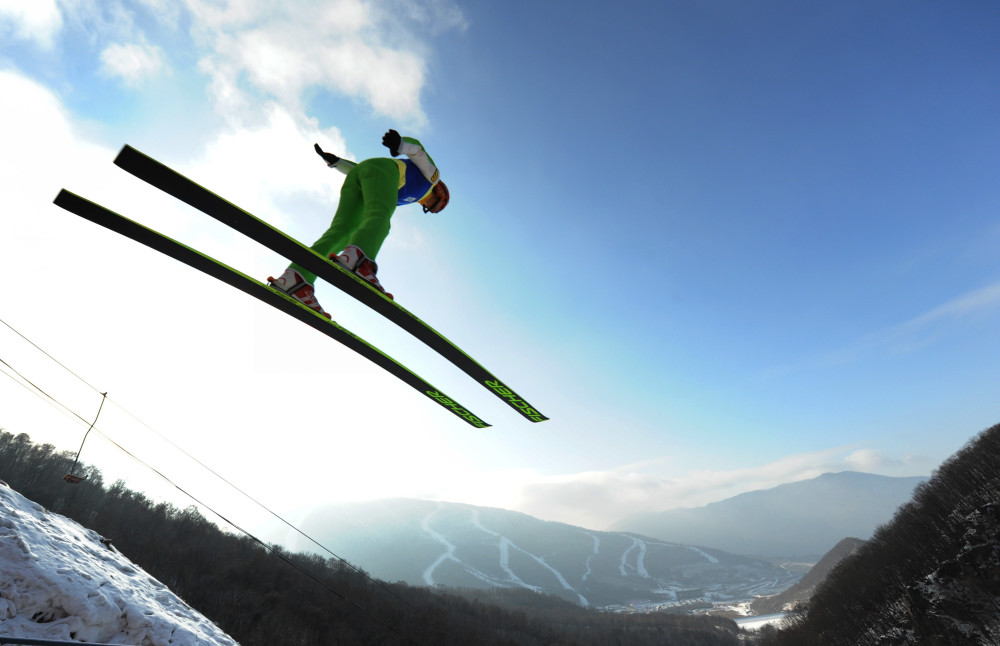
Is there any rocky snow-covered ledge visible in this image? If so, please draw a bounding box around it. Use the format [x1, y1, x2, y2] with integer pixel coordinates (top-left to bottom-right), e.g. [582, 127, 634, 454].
[0, 481, 237, 645]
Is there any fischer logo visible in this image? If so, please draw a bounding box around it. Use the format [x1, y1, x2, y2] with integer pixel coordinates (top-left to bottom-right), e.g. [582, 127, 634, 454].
[484, 380, 546, 422]
[426, 391, 489, 428]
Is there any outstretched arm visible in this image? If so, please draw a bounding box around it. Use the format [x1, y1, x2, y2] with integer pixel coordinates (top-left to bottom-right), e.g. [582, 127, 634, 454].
[314, 143, 356, 175]
[382, 129, 439, 183]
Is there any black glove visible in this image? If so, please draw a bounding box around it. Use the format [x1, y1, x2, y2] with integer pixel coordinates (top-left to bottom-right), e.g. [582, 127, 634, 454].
[382, 129, 402, 157]
[314, 143, 340, 166]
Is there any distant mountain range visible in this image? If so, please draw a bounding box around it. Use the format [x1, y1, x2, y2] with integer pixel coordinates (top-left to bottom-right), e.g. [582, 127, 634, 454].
[290, 499, 799, 608]
[610, 471, 927, 558]
[288, 471, 926, 607]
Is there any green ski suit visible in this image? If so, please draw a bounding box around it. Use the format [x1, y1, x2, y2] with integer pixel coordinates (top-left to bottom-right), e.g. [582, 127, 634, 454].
[291, 137, 440, 284]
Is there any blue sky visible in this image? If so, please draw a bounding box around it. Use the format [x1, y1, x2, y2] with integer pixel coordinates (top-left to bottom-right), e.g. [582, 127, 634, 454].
[1, 0, 999, 533]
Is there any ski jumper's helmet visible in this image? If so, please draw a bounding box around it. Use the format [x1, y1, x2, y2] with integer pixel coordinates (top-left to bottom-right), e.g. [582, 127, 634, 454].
[419, 180, 450, 213]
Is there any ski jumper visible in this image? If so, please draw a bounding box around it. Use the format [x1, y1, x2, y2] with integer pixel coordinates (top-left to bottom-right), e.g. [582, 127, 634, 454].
[291, 137, 440, 285]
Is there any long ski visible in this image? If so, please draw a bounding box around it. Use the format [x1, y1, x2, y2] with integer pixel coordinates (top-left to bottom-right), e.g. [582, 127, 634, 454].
[112, 145, 547, 423]
[53, 189, 490, 428]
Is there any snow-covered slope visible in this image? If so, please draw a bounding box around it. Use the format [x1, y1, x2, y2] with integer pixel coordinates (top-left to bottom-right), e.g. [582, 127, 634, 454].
[0, 481, 237, 645]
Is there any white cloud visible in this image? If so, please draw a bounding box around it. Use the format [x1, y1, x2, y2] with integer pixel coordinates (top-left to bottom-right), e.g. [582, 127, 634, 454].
[100, 42, 167, 85]
[0, 69, 105, 202]
[882, 280, 1000, 355]
[814, 279, 1000, 368]
[135, 0, 185, 29]
[0, 0, 63, 49]
[380, 0, 468, 34]
[7, 0, 455, 127]
[901, 280, 1000, 330]
[844, 448, 919, 472]
[502, 446, 933, 531]
[184, 101, 350, 235]
[185, 0, 465, 128]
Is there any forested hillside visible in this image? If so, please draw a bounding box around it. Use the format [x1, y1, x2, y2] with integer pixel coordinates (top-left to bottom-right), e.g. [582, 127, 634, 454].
[0, 429, 743, 645]
[763, 421, 1000, 645]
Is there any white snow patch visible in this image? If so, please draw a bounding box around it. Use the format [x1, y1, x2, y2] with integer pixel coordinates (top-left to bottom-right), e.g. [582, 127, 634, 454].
[470, 510, 588, 606]
[582, 533, 600, 582]
[420, 505, 507, 588]
[0, 483, 237, 645]
[618, 536, 650, 578]
[685, 545, 721, 564]
[469, 511, 533, 589]
[420, 504, 458, 586]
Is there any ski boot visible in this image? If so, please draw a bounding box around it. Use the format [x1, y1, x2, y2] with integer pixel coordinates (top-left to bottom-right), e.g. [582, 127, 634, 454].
[332, 245, 393, 300]
[267, 268, 332, 319]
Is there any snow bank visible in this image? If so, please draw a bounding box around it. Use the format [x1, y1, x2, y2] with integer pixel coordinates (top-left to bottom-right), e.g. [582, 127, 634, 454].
[0, 482, 237, 645]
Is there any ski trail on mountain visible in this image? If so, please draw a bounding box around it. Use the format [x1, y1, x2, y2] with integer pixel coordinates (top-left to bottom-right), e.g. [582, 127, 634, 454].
[420, 504, 508, 587]
[471, 510, 589, 606]
[420, 505, 457, 586]
[468, 512, 533, 589]
[582, 533, 600, 582]
[685, 545, 720, 564]
[618, 535, 650, 578]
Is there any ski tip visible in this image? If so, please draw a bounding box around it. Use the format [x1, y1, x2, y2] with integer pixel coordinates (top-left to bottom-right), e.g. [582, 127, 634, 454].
[114, 143, 140, 166]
